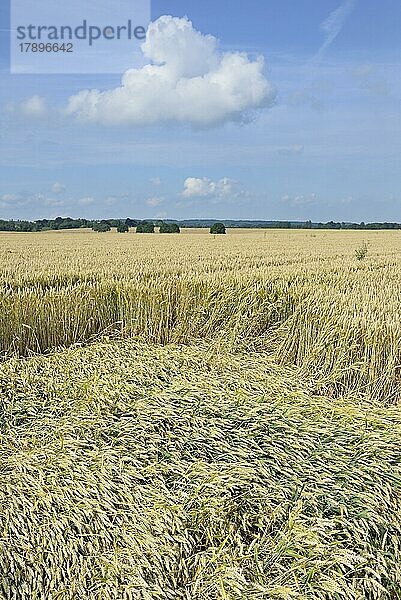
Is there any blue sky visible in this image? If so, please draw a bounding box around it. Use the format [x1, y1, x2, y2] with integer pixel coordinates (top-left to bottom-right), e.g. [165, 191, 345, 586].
[1, 0, 401, 221]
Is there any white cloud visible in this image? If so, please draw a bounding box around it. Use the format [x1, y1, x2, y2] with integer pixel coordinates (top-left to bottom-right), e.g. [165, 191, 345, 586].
[315, 0, 357, 62]
[146, 196, 164, 207]
[150, 177, 162, 186]
[51, 182, 66, 194]
[182, 177, 245, 201]
[20, 95, 48, 118]
[183, 177, 216, 198]
[65, 16, 275, 127]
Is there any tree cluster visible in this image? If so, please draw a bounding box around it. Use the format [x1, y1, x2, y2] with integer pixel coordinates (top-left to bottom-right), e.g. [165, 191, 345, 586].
[210, 223, 226, 234]
[159, 222, 180, 233]
[136, 221, 155, 233]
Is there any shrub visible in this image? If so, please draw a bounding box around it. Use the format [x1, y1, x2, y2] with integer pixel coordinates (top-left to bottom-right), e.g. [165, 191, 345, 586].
[92, 222, 111, 233]
[117, 223, 129, 234]
[210, 222, 226, 235]
[159, 222, 180, 234]
[136, 222, 155, 234]
[355, 242, 368, 261]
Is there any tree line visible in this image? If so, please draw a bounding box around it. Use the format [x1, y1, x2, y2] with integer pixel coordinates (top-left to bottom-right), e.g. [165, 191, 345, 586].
[0, 217, 400, 233]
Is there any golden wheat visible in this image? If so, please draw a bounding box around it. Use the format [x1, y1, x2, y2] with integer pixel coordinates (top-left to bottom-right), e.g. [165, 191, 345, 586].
[0, 229, 400, 400]
[1, 229, 401, 598]
[0, 340, 400, 599]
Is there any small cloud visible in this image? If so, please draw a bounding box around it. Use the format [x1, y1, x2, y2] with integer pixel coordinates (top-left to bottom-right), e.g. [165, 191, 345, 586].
[150, 177, 162, 186]
[51, 182, 66, 194]
[146, 196, 164, 207]
[183, 177, 216, 198]
[182, 177, 237, 198]
[182, 177, 247, 202]
[105, 196, 117, 205]
[20, 95, 48, 118]
[155, 211, 167, 219]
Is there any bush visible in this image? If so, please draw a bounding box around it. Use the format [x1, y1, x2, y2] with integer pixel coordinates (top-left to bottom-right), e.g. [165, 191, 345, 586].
[210, 222, 226, 235]
[92, 222, 111, 233]
[117, 223, 129, 234]
[355, 242, 368, 261]
[159, 222, 180, 234]
[136, 222, 155, 234]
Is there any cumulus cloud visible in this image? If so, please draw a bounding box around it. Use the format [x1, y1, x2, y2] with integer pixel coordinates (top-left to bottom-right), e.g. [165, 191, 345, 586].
[65, 16, 275, 127]
[182, 177, 245, 201]
[51, 182, 66, 194]
[183, 177, 217, 198]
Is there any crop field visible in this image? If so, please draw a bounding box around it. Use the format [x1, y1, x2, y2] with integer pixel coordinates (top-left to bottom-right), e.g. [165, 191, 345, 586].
[0, 228, 401, 599]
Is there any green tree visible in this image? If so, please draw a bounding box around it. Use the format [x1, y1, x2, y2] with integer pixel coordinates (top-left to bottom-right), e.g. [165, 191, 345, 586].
[210, 222, 226, 234]
[117, 223, 129, 233]
[159, 222, 180, 233]
[136, 221, 155, 233]
[92, 222, 111, 233]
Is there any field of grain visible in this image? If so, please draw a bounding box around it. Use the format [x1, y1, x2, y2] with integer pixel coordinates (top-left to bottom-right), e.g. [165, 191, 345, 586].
[1, 229, 400, 399]
[0, 229, 400, 598]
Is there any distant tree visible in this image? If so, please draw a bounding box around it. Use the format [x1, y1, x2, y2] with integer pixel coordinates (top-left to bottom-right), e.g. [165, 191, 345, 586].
[92, 222, 111, 233]
[125, 218, 140, 228]
[210, 222, 226, 234]
[117, 223, 129, 233]
[159, 222, 180, 233]
[136, 221, 155, 233]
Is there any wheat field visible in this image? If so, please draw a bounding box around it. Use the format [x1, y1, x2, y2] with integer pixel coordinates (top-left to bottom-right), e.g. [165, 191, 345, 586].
[0, 228, 400, 400]
[0, 228, 401, 598]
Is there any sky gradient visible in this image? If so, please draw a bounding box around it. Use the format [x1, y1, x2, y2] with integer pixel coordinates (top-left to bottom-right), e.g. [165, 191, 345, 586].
[1, 0, 401, 221]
